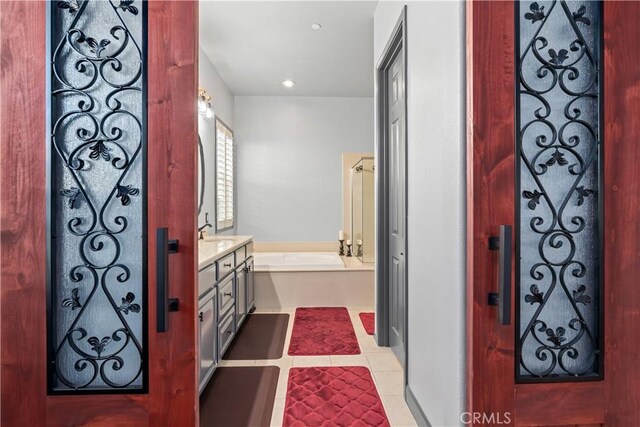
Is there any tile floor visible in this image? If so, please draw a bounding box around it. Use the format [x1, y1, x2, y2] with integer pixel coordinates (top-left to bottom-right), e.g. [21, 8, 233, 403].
[217, 306, 418, 427]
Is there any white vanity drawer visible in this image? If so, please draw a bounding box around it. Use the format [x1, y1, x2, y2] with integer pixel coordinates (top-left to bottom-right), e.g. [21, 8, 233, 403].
[246, 242, 254, 258]
[217, 274, 235, 317]
[235, 246, 247, 265]
[198, 263, 216, 298]
[216, 252, 235, 280]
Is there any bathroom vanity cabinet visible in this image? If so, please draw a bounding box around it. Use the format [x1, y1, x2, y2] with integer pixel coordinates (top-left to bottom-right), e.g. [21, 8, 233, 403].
[197, 237, 255, 393]
[198, 292, 216, 392]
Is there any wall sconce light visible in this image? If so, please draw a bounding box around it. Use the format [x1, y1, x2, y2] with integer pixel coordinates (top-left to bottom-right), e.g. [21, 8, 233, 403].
[198, 87, 214, 119]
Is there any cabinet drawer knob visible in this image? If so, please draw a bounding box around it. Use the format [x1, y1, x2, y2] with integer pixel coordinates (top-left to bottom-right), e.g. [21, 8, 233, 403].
[223, 263, 232, 267]
[198, 312, 203, 322]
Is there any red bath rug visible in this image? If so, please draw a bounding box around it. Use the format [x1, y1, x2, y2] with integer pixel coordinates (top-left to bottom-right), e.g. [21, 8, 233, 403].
[284, 366, 390, 427]
[359, 312, 375, 335]
[288, 307, 360, 355]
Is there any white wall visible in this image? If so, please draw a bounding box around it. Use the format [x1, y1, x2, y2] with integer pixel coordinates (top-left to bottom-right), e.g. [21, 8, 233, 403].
[198, 48, 235, 233]
[199, 47, 234, 127]
[374, 2, 466, 426]
[234, 96, 374, 242]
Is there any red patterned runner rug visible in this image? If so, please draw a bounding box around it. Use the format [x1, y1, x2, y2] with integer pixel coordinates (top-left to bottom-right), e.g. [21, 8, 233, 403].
[359, 312, 375, 335]
[284, 366, 390, 427]
[288, 307, 360, 356]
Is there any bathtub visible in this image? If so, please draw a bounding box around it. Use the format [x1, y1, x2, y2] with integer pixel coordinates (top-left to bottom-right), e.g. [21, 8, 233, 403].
[253, 251, 373, 309]
[253, 252, 345, 271]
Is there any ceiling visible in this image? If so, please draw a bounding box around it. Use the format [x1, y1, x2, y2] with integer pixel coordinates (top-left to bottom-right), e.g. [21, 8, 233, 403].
[199, 1, 377, 97]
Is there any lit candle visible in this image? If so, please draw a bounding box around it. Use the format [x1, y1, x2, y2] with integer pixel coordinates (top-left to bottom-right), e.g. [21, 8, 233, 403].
[339, 230, 345, 240]
[346, 239, 352, 245]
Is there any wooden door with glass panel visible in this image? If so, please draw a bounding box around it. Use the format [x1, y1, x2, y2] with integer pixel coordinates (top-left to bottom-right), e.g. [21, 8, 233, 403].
[467, 1, 640, 425]
[1, 1, 199, 425]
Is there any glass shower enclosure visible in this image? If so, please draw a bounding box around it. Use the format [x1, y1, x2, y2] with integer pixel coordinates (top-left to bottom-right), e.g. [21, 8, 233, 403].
[351, 157, 375, 263]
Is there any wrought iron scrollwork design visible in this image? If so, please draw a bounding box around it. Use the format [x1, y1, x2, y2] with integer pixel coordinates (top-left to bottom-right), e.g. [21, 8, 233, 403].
[517, 1, 601, 380]
[49, 0, 146, 392]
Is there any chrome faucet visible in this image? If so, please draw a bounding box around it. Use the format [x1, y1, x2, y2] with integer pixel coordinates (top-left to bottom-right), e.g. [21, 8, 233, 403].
[198, 212, 212, 240]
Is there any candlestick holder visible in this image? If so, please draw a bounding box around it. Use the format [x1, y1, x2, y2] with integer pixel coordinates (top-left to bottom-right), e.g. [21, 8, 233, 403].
[356, 243, 363, 257]
[339, 239, 345, 256]
[346, 243, 353, 257]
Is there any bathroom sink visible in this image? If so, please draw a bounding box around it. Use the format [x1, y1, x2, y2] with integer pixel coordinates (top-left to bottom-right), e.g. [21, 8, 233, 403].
[202, 237, 236, 244]
[198, 237, 243, 267]
[198, 236, 253, 268]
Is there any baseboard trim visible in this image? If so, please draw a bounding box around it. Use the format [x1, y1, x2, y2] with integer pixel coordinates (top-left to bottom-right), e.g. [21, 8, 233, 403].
[405, 385, 432, 427]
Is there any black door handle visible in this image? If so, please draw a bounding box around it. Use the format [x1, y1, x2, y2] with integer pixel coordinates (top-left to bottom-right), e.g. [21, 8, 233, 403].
[488, 225, 512, 325]
[157, 227, 179, 333]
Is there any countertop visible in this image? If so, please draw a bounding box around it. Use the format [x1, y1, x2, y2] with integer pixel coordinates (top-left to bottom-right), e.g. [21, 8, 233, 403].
[340, 256, 375, 271]
[198, 235, 253, 270]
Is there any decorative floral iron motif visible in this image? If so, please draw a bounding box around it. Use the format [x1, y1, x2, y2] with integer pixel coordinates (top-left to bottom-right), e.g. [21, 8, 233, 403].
[57, 0, 80, 14]
[524, 2, 546, 23]
[117, 292, 141, 315]
[517, 0, 601, 380]
[62, 288, 82, 310]
[117, 1, 139, 15]
[49, 0, 145, 391]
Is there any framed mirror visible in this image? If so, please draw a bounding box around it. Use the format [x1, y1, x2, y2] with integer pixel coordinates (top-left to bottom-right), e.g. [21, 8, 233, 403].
[198, 134, 205, 215]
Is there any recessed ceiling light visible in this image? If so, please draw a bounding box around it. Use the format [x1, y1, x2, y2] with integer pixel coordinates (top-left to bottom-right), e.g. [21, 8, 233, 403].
[282, 79, 296, 88]
[311, 23, 322, 30]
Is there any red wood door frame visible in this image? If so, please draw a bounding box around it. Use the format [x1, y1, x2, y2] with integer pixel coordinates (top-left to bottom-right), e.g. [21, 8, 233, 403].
[467, 1, 640, 425]
[1, 1, 199, 425]
[602, 2, 640, 423]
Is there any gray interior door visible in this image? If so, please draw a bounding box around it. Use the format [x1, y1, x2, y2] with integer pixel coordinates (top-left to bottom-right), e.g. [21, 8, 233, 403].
[388, 47, 406, 366]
